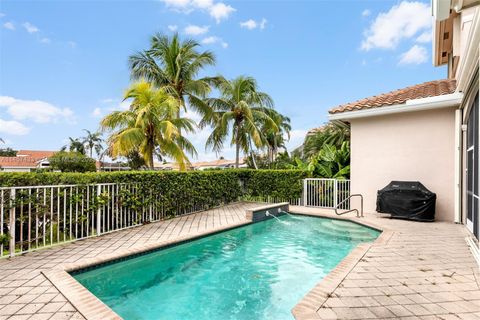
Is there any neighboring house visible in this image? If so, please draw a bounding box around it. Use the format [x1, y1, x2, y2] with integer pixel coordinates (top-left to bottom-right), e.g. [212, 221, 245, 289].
[153, 158, 247, 171]
[97, 161, 131, 172]
[324, 0, 479, 229]
[0, 150, 130, 172]
[192, 158, 247, 170]
[0, 150, 55, 172]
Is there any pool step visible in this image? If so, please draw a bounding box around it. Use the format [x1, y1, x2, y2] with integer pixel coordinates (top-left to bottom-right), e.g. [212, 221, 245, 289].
[316, 220, 375, 241]
[320, 220, 371, 235]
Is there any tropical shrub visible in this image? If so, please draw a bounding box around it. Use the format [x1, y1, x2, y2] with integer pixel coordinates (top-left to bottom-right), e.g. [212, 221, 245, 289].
[0, 148, 17, 157]
[49, 152, 97, 173]
[290, 142, 350, 179]
[301, 122, 350, 159]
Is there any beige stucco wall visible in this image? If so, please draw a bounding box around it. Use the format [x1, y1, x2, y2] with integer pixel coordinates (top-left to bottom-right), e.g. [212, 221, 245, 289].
[350, 107, 456, 221]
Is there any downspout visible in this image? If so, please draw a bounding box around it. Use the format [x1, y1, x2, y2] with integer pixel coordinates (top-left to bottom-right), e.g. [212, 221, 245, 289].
[454, 109, 463, 223]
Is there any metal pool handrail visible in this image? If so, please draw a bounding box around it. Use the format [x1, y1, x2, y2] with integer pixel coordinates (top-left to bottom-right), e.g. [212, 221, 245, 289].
[335, 194, 364, 217]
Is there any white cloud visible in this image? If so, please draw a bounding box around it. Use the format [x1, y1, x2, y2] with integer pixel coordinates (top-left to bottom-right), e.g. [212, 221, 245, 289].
[398, 45, 428, 65]
[168, 25, 178, 31]
[161, 0, 235, 23]
[416, 31, 431, 43]
[184, 25, 209, 35]
[67, 41, 77, 48]
[0, 13, 5, 18]
[118, 101, 130, 111]
[22, 22, 39, 33]
[201, 36, 228, 48]
[92, 107, 103, 118]
[260, 18, 267, 30]
[162, 0, 191, 9]
[362, 9, 371, 17]
[361, 1, 431, 51]
[209, 3, 235, 23]
[0, 96, 75, 124]
[3, 22, 14, 30]
[40, 37, 51, 44]
[202, 36, 219, 44]
[93, 100, 130, 117]
[0, 119, 30, 135]
[240, 19, 257, 30]
[240, 18, 267, 30]
[192, 0, 213, 8]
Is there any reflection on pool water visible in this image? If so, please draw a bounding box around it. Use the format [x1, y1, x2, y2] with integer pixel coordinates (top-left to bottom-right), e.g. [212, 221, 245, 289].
[73, 214, 379, 320]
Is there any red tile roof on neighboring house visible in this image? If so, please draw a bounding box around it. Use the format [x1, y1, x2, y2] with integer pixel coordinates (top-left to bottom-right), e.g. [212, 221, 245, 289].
[0, 150, 56, 168]
[329, 79, 457, 114]
[16, 150, 56, 159]
[0, 156, 40, 168]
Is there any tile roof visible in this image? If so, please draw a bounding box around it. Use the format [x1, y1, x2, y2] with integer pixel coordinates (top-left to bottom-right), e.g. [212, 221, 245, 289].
[0, 156, 40, 168]
[329, 79, 457, 114]
[16, 150, 56, 159]
[0, 150, 56, 168]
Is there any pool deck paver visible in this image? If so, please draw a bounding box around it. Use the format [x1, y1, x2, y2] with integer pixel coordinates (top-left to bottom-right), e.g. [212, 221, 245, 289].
[0, 202, 479, 319]
[290, 206, 480, 320]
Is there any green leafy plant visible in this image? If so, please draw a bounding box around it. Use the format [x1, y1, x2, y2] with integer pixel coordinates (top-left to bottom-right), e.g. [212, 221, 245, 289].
[290, 142, 350, 179]
[49, 151, 97, 173]
[0, 233, 10, 247]
[301, 122, 350, 160]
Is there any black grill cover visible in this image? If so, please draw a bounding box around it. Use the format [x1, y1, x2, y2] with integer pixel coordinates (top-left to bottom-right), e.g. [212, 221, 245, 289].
[376, 181, 436, 222]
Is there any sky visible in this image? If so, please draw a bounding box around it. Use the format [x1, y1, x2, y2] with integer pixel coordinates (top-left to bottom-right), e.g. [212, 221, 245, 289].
[0, 0, 446, 161]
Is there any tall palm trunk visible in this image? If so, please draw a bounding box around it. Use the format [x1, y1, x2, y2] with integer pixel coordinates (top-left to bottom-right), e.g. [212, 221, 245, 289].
[235, 124, 240, 168]
[249, 140, 258, 169]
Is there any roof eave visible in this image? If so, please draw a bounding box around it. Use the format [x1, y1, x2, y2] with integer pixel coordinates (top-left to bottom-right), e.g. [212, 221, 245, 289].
[328, 92, 463, 121]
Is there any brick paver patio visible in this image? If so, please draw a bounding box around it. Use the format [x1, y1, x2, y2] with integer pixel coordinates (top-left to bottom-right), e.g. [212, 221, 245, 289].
[291, 206, 480, 320]
[0, 201, 479, 319]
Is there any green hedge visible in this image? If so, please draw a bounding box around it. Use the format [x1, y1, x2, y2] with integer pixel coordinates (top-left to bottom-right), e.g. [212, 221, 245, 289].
[0, 170, 307, 209]
[240, 170, 308, 200]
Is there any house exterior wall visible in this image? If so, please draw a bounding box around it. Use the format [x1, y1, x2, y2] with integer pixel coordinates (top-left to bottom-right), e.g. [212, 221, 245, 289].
[0, 167, 33, 172]
[350, 107, 457, 221]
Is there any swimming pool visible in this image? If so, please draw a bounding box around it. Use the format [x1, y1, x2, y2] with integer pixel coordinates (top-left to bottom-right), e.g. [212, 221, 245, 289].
[73, 214, 379, 320]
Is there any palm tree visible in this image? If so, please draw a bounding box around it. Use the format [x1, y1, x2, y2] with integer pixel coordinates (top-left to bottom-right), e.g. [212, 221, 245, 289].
[82, 129, 103, 158]
[100, 81, 197, 170]
[302, 122, 350, 159]
[62, 137, 86, 155]
[204, 76, 277, 168]
[129, 33, 217, 119]
[262, 109, 291, 164]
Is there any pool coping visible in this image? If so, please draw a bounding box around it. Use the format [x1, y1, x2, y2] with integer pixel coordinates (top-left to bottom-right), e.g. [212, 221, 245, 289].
[289, 209, 393, 320]
[42, 204, 391, 320]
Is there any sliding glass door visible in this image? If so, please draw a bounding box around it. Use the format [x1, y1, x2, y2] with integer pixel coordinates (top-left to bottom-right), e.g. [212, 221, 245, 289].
[467, 93, 479, 238]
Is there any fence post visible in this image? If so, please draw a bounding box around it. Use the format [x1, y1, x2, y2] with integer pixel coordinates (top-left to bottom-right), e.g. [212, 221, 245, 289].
[149, 190, 153, 222]
[97, 185, 102, 236]
[333, 180, 338, 209]
[303, 179, 308, 207]
[9, 188, 15, 258]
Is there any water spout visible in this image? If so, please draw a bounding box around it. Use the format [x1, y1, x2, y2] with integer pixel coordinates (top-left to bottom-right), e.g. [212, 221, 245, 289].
[280, 210, 302, 220]
[266, 210, 290, 225]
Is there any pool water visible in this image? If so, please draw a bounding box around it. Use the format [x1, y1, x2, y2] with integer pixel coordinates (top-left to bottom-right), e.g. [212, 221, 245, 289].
[73, 214, 379, 320]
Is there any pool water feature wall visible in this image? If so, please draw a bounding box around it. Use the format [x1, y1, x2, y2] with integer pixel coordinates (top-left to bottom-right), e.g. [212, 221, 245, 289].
[246, 202, 290, 222]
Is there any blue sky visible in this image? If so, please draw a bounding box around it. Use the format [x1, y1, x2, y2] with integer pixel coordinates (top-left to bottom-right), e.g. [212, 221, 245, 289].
[0, 0, 445, 161]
